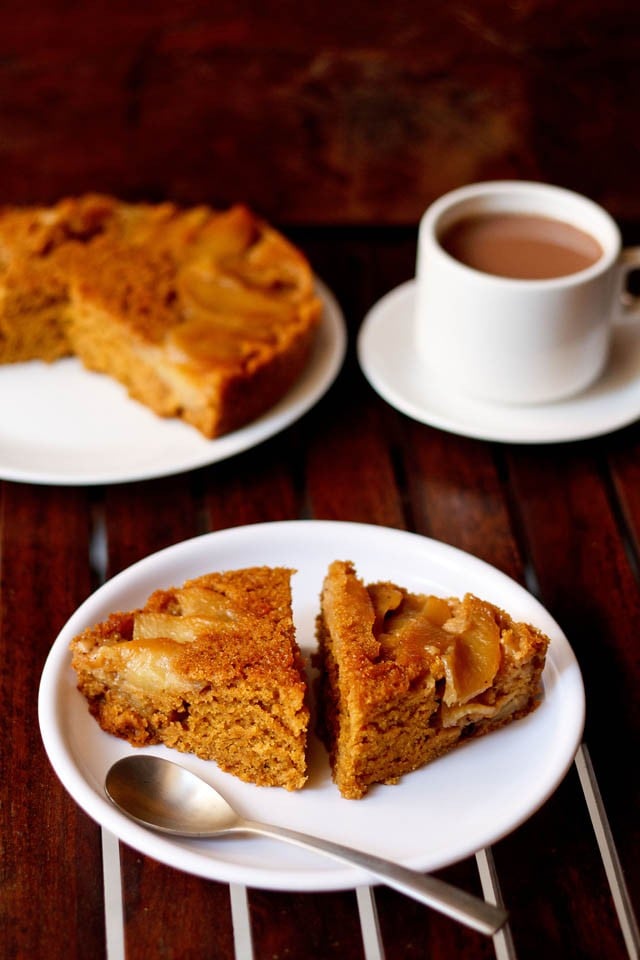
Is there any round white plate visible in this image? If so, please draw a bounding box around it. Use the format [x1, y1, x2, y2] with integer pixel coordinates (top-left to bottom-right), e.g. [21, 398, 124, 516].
[39, 519, 584, 892]
[0, 280, 346, 486]
[358, 280, 640, 444]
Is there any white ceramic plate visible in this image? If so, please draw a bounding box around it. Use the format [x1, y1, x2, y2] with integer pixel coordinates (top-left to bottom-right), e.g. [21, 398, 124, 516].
[38, 520, 584, 892]
[358, 280, 640, 444]
[0, 280, 345, 486]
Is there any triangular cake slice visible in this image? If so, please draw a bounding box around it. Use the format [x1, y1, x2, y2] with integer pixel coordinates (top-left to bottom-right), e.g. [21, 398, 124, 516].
[315, 560, 550, 799]
[70, 567, 309, 790]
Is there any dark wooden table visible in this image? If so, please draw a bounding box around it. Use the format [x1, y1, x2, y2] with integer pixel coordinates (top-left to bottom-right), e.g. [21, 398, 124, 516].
[2, 227, 639, 960]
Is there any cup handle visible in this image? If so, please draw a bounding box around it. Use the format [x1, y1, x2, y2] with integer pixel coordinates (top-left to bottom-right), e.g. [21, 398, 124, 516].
[617, 246, 640, 320]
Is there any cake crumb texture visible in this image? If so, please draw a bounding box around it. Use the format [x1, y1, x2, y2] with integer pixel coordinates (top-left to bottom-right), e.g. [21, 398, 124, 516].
[70, 566, 310, 790]
[314, 560, 550, 799]
[0, 195, 322, 437]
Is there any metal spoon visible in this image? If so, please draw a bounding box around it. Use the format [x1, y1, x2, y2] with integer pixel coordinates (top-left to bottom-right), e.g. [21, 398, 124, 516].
[105, 755, 508, 936]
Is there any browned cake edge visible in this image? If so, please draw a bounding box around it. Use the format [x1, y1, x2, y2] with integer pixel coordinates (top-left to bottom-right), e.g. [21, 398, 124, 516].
[70, 566, 310, 791]
[315, 559, 550, 799]
[0, 195, 322, 437]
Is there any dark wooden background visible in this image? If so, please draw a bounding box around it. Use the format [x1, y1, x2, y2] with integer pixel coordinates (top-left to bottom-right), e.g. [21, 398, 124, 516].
[2, 5, 640, 959]
[1, 0, 639, 226]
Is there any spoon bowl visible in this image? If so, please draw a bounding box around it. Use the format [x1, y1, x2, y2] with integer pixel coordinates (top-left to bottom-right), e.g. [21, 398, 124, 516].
[107, 753, 239, 835]
[105, 754, 508, 937]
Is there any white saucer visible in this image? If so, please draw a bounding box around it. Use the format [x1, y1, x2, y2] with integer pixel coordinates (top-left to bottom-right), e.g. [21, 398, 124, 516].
[357, 280, 640, 444]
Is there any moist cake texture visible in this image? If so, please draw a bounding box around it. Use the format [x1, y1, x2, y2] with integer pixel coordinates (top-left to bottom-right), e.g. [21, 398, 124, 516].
[0, 194, 322, 437]
[70, 567, 310, 790]
[315, 560, 550, 799]
[0, 193, 116, 364]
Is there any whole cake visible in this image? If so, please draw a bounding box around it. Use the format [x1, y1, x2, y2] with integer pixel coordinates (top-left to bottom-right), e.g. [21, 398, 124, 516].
[0, 194, 322, 437]
[70, 566, 310, 791]
[314, 560, 550, 799]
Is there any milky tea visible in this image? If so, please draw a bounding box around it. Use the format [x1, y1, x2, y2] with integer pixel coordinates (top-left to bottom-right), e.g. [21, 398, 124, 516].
[439, 212, 603, 280]
[413, 180, 640, 405]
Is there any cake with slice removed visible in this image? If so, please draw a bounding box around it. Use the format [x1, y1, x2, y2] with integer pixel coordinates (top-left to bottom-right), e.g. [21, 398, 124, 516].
[0, 193, 118, 364]
[70, 566, 309, 790]
[314, 560, 550, 799]
[0, 195, 322, 437]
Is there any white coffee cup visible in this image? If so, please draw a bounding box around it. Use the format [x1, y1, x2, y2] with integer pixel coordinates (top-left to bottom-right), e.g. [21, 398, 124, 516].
[414, 180, 640, 405]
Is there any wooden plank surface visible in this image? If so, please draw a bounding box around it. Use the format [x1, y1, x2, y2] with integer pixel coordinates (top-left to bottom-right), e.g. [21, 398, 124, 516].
[0, 1, 639, 224]
[0, 483, 103, 959]
[1, 228, 638, 959]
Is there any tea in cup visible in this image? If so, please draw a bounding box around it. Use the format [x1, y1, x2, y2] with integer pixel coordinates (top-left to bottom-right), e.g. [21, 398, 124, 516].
[414, 180, 640, 405]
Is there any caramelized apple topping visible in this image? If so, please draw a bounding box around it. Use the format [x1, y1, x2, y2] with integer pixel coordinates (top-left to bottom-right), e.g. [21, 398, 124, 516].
[195, 205, 259, 261]
[369, 585, 502, 705]
[110, 638, 199, 694]
[166, 317, 265, 366]
[440, 596, 501, 704]
[422, 595, 453, 627]
[133, 584, 238, 642]
[176, 585, 238, 620]
[239, 231, 316, 300]
[178, 260, 298, 319]
[368, 582, 404, 634]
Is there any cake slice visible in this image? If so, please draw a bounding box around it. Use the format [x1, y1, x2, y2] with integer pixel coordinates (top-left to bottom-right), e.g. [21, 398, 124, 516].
[0, 196, 322, 437]
[315, 560, 550, 799]
[0, 193, 118, 363]
[70, 567, 310, 790]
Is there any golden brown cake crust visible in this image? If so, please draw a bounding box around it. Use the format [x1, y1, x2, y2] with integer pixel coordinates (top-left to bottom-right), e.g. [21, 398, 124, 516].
[0, 196, 322, 437]
[70, 566, 310, 791]
[315, 560, 550, 799]
[0, 194, 118, 363]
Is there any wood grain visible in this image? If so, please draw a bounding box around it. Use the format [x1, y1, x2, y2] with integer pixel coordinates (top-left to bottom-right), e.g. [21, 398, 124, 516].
[1, 227, 638, 958]
[0, 483, 104, 958]
[0, 0, 638, 223]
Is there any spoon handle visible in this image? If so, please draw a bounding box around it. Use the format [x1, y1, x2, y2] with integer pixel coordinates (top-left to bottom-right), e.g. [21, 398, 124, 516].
[241, 819, 507, 936]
